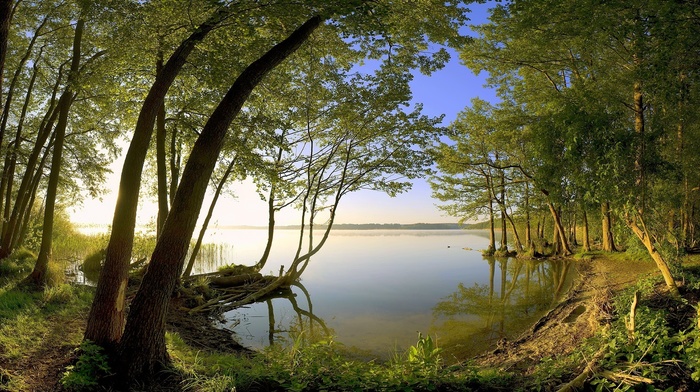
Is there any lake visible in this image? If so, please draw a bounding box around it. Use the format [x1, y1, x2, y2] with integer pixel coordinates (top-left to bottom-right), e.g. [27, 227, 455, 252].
[185, 228, 574, 361]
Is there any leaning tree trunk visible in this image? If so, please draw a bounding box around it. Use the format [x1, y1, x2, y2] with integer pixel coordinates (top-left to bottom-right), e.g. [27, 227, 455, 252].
[84, 7, 233, 349]
[256, 184, 277, 271]
[0, 0, 15, 178]
[183, 157, 236, 277]
[1, 72, 61, 256]
[547, 201, 572, 256]
[116, 16, 323, 382]
[627, 213, 679, 296]
[155, 50, 169, 237]
[26, 18, 84, 287]
[0, 0, 12, 106]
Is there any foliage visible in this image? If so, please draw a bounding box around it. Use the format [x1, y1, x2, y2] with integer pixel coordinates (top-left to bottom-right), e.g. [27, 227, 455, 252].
[82, 248, 105, 275]
[60, 340, 112, 391]
[171, 331, 485, 392]
[584, 273, 700, 391]
[0, 248, 36, 282]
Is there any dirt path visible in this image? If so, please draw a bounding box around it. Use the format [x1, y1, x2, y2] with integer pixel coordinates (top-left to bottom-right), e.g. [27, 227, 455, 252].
[474, 255, 658, 380]
[0, 314, 85, 392]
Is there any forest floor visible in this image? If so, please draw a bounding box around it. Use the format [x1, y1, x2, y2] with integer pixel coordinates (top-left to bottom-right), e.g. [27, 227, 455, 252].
[0, 252, 692, 391]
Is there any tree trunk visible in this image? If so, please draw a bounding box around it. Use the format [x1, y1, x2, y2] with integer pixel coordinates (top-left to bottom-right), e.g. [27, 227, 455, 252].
[183, 157, 236, 277]
[0, 0, 12, 115]
[18, 141, 51, 249]
[116, 15, 323, 382]
[487, 198, 495, 254]
[582, 208, 591, 252]
[169, 126, 180, 206]
[504, 209, 523, 252]
[256, 184, 276, 271]
[0, 0, 16, 178]
[601, 202, 617, 252]
[26, 18, 84, 287]
[525, 183, 532, 249]
[1, 58, 40, 244]
[569, 211, 578, 246]
[1, 72, 61, 256]
[626, 214, 679, 296]
[85, 7, 233, 348]
[547, 201, 572, 256]
[256, 140, 286, 271]
[155, 51, 168, 237]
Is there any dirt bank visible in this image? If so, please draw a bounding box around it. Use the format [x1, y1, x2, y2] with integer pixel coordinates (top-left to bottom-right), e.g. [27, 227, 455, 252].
[474, 254, 658, 378]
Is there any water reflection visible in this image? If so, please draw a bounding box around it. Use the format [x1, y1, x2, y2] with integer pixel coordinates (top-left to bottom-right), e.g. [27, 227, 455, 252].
[431, 257, 572, 360]
[221, 279, 333, 348]
[71, 228, 574, 359]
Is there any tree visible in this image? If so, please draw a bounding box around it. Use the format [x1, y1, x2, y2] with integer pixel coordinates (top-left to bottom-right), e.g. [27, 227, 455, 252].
[85, 1, 241, 348]
[454, 0, 700, 292]
[116, 14, 325, 381]
[25, 16, 84, 287]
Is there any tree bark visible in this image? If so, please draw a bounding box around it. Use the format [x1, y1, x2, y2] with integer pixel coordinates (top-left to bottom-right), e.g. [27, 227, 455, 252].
[85, 7, 233, 348]
[116, 15, 323, 381]
[487, 198, 495, 254]
[0, 68, 62, 256]
[0, 0, 12, 108]
[626, 213, 679, 296]
[155, 50, 168, 237]
[169, 126, 180, 206]
[582, 208, 591, 252]
[26, 18, 84, 287]
[0, 15, 48, 239]
[547, 201, 572, 256]
[601, 202, 617, 252]
[256, 184, 277, 270]
[0, 57, 40, 244]
[0, 0, 15, 173]
[183, 157, 236, 277]
[524, 183, 532, 249]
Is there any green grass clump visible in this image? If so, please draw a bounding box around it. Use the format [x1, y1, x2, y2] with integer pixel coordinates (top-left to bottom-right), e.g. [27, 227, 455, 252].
[169, 331, 497, 392]
[0, 248, 36, 282]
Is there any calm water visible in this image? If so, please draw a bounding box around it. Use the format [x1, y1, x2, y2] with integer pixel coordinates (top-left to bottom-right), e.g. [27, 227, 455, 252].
[186, 228, 574, 361]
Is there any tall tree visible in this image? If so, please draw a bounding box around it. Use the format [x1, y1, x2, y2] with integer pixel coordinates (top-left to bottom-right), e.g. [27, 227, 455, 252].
[25, 17, 84, 287]
[116, 14, 324, 380]
[84, 2, 238, 348]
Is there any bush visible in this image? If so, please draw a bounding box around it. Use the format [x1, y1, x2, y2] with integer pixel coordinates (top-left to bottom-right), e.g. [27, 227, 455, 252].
[61, 340, 111, 391]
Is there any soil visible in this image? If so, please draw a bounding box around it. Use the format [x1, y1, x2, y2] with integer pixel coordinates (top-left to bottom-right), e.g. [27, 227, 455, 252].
[473, 255, 659, 387]
[0, 314, 87, 392]
[0, 255, 666, 391]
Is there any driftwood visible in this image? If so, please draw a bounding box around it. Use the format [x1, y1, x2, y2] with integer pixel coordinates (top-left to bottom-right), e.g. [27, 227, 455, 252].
[210, 273, 263, 287]
[186, 274, 286, 314]
[625, 291, 639, 340]
[556, 346, 607, 392]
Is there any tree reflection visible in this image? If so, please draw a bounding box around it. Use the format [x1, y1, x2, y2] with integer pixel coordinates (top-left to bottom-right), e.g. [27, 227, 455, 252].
[261, 280, 331, 347]
[432, 257, 572, 360]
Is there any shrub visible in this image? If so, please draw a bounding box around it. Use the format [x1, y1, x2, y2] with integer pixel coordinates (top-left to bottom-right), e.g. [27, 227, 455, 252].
[61, 340, 111, 391]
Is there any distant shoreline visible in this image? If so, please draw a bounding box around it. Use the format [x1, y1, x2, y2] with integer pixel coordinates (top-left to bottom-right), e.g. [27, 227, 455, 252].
[73, 222, 486, 231]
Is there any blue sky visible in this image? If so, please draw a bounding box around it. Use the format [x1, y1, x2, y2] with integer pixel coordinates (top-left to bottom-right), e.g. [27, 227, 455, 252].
[70, 3, 497, 227]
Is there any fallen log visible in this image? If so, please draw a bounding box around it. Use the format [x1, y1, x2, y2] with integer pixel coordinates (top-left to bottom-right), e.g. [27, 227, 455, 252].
[210, 273, 263, 287]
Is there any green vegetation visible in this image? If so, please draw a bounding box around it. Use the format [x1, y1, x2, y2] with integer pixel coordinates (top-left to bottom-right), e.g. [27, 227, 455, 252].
[3, 251, 700, 390]
[60, 340, 112, 391]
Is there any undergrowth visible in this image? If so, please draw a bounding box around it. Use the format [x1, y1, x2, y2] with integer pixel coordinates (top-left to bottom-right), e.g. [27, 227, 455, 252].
[167, 331, 510, 392]
[551, 259, 700, 392]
